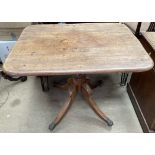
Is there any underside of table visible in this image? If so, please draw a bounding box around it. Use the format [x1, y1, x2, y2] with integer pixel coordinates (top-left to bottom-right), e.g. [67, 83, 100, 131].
[48, 75, 113, 131]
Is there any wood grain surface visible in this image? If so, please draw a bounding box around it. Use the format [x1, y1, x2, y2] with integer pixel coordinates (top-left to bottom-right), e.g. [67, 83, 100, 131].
[3, 23, 154, 76]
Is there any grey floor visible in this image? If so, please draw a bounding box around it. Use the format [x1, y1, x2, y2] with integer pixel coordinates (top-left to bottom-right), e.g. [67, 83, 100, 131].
[0, 74, 142, 132]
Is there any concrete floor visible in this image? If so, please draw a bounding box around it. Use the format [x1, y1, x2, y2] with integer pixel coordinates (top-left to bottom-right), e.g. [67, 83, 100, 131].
[0, 74, 142, 132]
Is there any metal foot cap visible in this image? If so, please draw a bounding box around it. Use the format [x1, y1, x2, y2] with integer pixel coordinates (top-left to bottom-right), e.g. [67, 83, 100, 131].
[49, 122, 56, 131]
[106, 118, 114, 126]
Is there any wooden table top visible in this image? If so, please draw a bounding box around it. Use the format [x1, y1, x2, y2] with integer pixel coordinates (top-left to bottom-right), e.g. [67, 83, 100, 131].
[144, 32, 155, 50]
[3, 23, 154, 76]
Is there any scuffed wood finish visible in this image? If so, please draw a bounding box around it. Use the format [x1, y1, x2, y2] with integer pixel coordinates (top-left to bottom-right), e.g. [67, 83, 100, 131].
[143, 32, 155, 50]
[81, 83, 113, 126]
[3, 23, 153, 76]
[49, 83, 77, 130]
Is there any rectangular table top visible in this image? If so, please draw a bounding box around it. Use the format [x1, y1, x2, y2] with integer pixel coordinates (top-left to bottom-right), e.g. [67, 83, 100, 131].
[3, 23, 154, 76]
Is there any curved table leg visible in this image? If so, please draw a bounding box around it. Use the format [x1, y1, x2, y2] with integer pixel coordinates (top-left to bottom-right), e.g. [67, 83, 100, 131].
[49, 85, 77, 131]
[81, 84, 113, 126]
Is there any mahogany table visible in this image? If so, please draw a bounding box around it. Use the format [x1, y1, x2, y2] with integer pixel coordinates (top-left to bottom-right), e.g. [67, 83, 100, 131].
[3, 23, 153, 131]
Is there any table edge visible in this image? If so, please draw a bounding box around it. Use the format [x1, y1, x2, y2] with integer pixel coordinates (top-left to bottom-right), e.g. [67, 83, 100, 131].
[3, 61, 154, 76]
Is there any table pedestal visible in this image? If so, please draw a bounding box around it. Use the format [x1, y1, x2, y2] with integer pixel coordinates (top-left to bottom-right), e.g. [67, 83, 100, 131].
[49, 75, 113, 131]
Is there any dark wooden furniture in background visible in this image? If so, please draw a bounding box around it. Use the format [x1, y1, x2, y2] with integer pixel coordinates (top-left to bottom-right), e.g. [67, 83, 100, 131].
[127, 22, 155, 133]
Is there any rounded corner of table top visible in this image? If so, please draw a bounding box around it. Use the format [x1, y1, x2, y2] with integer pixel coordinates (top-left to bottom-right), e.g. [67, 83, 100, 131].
[139, 59, 154, 72]
[146, 60, 154, 71]
[22, 24, 35, 32]
[2, 64, 16, 76]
